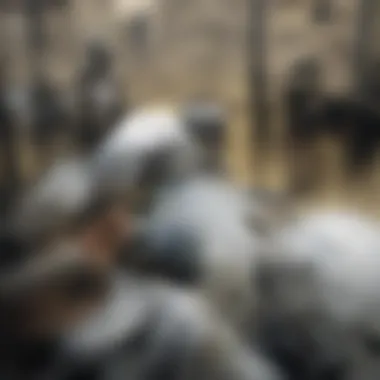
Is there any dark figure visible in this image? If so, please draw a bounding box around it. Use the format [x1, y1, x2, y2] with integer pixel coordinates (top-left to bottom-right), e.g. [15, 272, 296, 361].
[181, 100, 228, 174]
[316, 95, 380, 174]
[77, 42, 123, 152]
[128, 13, 150, 60]
[31, 79, 67, 144]
[285, 57, 321, 143]
[358, 60, 380, 106]
[284, 57, 321, 193]
[29, 77, 69, 173]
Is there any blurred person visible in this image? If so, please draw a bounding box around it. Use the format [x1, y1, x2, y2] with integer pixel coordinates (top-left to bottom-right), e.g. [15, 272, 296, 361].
[127, 12, 150, 61]
[254, 210, 380, 380]
[8, 155, 94, 247]
[181, 99, 228, 174]
[1, 103, 288, 370]
[0, 225, 109, 378]
[89, 104, 293, 330]
[89, 101, 235, 215]
[30, 75, 70, 171]
[89, 106, 202, 214]
[0, 206, 283, 380]
[316, 95, 380, 175]
[284, 56, 322, 194]
[0, 115, 294, 380]
[123, 174, 291, 329]
[76, 41, 124, 152]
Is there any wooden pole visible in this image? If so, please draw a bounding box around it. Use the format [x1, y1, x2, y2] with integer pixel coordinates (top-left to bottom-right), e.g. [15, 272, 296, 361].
[353, 0, 377, 99]
[248, 0, 270, 180]
[249, 0, 269, 145]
